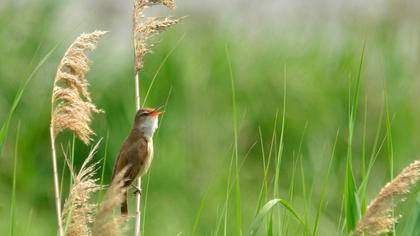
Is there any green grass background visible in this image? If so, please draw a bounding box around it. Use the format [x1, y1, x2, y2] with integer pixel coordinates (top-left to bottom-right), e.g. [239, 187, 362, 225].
[1, 1, 420, 235]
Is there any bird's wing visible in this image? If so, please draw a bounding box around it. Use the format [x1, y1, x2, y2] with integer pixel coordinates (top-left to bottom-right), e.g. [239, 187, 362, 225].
[112, 137, 149, 186]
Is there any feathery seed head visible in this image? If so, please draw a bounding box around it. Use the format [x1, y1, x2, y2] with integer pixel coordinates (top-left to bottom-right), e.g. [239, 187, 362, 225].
[62, 142, 102, 236]
[133, 0, 181, 71]
[353, 160, 420, 235]
[51, 31, 107, 145]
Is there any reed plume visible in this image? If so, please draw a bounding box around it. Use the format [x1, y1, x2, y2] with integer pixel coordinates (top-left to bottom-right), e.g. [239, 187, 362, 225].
[93, 168, 129, 236]
[51, 30, 107, 145]
[353, 160, 420, 235]
[62, 142, 102, 236]
[49, 30, 107, 236]
[133, 0, 180, 71]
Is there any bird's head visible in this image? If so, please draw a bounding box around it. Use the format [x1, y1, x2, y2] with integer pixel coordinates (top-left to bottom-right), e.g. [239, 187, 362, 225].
[134, 107, 164, 138]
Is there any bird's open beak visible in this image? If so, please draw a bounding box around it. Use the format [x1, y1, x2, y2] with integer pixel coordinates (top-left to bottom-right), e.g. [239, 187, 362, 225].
[149, 107, 164, 117]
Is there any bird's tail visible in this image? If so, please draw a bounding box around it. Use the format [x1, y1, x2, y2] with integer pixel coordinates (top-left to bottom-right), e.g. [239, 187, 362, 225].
[121, 190, 128, 215]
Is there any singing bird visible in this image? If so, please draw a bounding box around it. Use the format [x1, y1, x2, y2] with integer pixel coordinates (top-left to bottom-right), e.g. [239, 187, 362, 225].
[111, 107, 163, 215]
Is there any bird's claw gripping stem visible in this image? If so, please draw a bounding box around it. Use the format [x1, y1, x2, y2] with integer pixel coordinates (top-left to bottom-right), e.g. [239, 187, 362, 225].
[131, 184, 142, 196]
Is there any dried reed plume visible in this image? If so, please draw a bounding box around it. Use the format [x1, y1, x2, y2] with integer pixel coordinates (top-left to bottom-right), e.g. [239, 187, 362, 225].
[62, 142, 102, 236]
[49, 31, 106, 236]
[51, 30, 107, 145]
[353, 160, 420, 235]
[133, 0, 180, 71]
[93, 168, 129, 236]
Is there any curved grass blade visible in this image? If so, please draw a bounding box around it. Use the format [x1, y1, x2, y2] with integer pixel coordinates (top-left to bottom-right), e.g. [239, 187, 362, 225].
[248, 199, 307, 236]
[192, 190, 210, 236]
[312, 130, 339, 236]
[142, 33, 186, 107]
[9, 122, 20, 236]
[0, 45, 57, 156]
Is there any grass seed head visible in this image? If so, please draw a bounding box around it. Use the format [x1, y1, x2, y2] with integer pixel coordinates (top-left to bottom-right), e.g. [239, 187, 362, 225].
[354, 160, 420, 235]
[51, 31, 107, 145]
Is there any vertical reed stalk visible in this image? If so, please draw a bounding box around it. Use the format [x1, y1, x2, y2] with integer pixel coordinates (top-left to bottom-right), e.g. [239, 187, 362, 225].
[131, 1, 180, 235]
[50, 124, 64, 236]
[134, 66, 141, 236]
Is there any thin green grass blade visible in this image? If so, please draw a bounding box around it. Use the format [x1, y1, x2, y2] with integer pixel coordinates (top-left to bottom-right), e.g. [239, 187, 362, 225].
[192, 190, 210, 236]
[0, 45, 57, 156]
[141, 171, 151, 235]
[273, 69, 286, 198]
[384, 93, 394, 179]
[361, 97, 368, 213]
[283, 152, 298, 235]
[9, 122, 20, 236]
[402, 191, 420, 236]
[225, 45, 242, 236]
[312, 130, 339, 236]
[255, 113, 279, 216]
[284, 123, 307, 235]
[97, 130, 110, 203]
[344, 44, 365, 233]
[216, 141, 255, 235]
[357, 106, 385, 201]
[59, 141, 70, 198]
[142, 33, 186, 107]
[272, 67, 287, 235]
[221, 151, 235, 236]
[384, 92, 396, 235]
[299, 152, 309, 226]
[248, 199, 307, 236]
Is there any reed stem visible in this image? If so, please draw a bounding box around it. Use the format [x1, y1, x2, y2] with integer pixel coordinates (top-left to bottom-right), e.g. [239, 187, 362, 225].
[50, 125, 64, 236]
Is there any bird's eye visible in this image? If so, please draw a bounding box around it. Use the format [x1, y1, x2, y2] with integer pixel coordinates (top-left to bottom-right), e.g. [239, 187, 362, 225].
[140, 112, 149, 116]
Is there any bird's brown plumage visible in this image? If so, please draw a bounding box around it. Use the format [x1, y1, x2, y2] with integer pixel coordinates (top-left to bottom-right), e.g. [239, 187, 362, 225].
[112, 108, 158, 215]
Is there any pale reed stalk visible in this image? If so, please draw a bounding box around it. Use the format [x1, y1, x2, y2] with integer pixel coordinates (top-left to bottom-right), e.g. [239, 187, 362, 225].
[131, 1, 180, 235]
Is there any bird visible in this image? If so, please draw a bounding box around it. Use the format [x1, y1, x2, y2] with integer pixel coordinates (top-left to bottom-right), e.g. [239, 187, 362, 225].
[111, 107, 163, 215]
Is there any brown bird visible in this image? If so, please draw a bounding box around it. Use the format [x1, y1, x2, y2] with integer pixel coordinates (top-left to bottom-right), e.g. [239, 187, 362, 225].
[111, 107, 163, 215]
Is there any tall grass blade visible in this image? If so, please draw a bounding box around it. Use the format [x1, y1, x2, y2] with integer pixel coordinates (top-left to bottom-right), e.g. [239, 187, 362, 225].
[255, 113, 279, 217]
[384, 93, 396, 235]
[192, 190, 209, 236]
[312, 130, 339, 236]
[272, 67, 287, 235]
[384, 93, 394, 179]
[98, 130, 110, 203]
[142, 33, 185, 107]
[358, 107, 386, 204]
[9, 123, 20, 236]
[225, 45, 242, 235]
[0, 46, 57, 156]
[248, 199, 307, 236]
[344, 44, 365, 232]
[361, 97, 368, 213]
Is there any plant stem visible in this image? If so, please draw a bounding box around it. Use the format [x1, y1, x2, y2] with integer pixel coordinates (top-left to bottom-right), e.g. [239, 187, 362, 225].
[50, 125, 64, 236]
[134, 65, 142, 236]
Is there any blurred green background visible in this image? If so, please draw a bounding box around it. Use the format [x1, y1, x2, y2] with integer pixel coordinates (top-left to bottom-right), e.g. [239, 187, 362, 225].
[1, 0, 420, 235]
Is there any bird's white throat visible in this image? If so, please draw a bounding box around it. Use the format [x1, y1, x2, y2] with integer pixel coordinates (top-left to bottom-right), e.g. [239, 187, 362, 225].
[138, 117, 158, 139]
